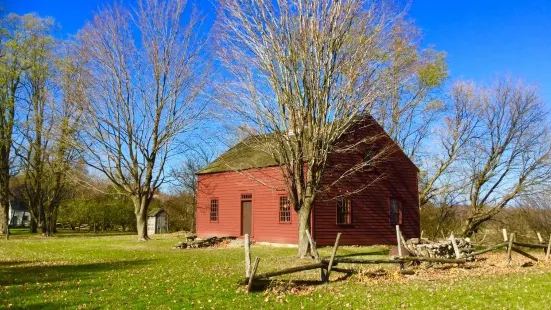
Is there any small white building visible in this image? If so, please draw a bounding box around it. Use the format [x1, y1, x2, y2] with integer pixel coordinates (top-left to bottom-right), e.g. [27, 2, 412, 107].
[8, 200, 30, 227]
[147, 208, 168, 235]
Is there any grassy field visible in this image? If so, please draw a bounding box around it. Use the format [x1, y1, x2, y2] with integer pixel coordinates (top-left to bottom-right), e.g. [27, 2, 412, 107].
[2, 229, 551, 309]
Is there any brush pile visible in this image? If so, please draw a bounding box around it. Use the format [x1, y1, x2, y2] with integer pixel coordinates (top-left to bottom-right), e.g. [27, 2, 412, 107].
[405, 238, 474, 259]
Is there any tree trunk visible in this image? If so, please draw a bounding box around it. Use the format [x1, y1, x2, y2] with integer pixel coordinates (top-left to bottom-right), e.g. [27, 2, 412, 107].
[0, 208, 5, 236]
[297, 204, 312, 258]
[48, 217, 55, 235]
[132, 195, 151, 241]
[462, 213, 491, 238]
[52, 206, 59, 233]
[40, 204, 48, 236]
[30, 214, 38, 233]
[41, 210, 52, 237]
[136, 211, 149, 241]
[462, 224, 477, 238]
[0, 146, 10, 240]
[0, 195, 9, 240]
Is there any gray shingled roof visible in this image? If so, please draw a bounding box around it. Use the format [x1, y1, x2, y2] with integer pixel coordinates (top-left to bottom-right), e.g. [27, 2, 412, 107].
[197, 135, 278, 174]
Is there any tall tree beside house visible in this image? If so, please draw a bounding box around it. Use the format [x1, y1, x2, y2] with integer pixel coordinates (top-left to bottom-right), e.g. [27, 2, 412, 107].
[74, 0, 209, 240]
[14, 14, 81, 236]
[0, 14, 27, 239]
[215, 0, 442, 257]
[0, 14, 57, 238]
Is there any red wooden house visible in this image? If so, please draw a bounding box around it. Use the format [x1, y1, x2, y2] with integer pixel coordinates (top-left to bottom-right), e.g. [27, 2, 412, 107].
[196, 116, 420, 246]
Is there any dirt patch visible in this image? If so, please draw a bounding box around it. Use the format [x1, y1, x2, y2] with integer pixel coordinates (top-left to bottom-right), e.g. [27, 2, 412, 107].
[258, 251, 551, 297]
[343, 252, 551, 285]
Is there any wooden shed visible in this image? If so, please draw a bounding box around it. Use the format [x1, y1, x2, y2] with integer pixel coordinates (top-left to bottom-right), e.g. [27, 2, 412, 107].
[147, 208, 168, 235]
[195, 115, 420, 246]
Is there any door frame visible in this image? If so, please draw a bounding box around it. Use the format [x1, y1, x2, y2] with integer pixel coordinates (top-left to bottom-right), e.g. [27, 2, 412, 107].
[240, 191, 254, 237]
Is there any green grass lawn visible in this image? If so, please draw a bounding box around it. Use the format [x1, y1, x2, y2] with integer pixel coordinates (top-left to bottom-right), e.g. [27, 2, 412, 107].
[2, 229, 551, 309]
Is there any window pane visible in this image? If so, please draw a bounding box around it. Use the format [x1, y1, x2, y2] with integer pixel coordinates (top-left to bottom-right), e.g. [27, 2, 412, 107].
[390, 199, 400, 225]
[337, 199, 351, 224]
[210, 199, 219, 222]
[279, 196, 291, 222]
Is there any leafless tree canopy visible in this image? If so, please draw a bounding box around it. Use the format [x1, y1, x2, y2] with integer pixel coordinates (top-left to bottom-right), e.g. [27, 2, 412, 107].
[419, 81, 480, 207]
[461, 79, 551, 236]
[371, 22, 447, 160]
[75, 0, 209, 240]
[420, 78, 551, 237]
[215, 0, 431, 256]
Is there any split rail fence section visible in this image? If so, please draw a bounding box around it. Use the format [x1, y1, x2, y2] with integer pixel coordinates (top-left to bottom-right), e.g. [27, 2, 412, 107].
[241, 228, 551, 293]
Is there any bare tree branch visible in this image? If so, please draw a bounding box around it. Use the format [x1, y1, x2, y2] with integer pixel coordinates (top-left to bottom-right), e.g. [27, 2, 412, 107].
[74, 0, 210, 240]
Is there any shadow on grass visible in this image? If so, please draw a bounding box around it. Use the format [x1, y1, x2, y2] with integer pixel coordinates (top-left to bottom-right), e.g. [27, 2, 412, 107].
[5, 230, 136, 240]
[249, 269, 356, 292]
[52, 231, 135, 238]
[0, 261, 35, 267]
[0, 259, 152, 286]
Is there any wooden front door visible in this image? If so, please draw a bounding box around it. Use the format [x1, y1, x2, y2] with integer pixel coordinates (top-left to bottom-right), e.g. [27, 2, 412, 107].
[241, 200, 252, 236]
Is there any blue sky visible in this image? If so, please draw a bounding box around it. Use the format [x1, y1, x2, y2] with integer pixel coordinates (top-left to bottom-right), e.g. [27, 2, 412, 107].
[6, 0, 550, 104]
[409, 0, 551, 104]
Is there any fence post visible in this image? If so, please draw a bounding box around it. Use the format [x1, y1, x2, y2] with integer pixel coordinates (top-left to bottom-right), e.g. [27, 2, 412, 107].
[507, 233, 514, 265]
[546, 234, 551, 262]
[396, 225, 404, 270]
[450, 233, 461, 258]
[305, 229, 327, 281]
[502, 229, 508, 242]
[245, 234, 251, 278]
[326, 232, 342, 281]
[247, 257, 260, 293]
[305, 230, 320, 261]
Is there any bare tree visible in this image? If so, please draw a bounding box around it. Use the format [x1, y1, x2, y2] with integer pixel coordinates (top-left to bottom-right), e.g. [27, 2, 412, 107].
[372, 21, 447, 160]
[419, 81, 480, 207]
[170, 144, 217, 232]
[75, 0, 209, 240]
[172, 144, 217, 197]
[459, 79, 551, 237]
[215, 0, 427, 256]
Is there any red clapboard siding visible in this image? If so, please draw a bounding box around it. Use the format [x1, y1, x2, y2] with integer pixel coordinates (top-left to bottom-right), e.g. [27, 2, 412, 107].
[196, 167, 299, 244]
[313, 117, 420, 246]
[196, 115, 420, 246]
